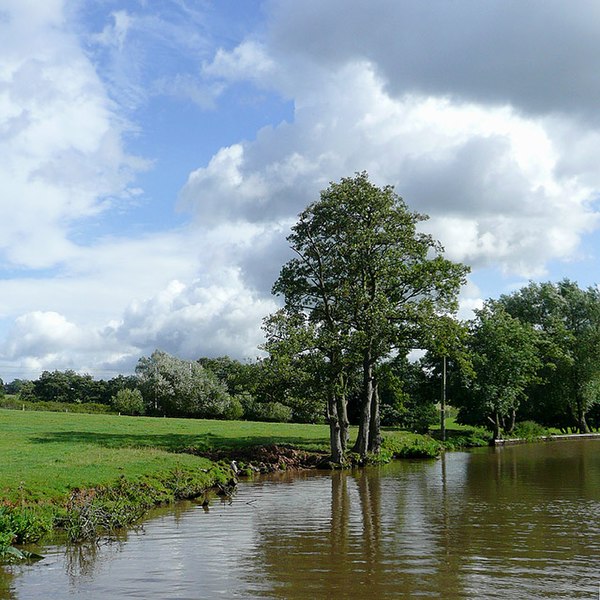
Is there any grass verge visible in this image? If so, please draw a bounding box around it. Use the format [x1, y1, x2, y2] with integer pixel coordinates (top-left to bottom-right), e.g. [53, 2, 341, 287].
[0, 409, 443, 559]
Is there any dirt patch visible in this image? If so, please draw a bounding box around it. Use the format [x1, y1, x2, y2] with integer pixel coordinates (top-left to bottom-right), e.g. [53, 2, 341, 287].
[190, 444, 330, 473]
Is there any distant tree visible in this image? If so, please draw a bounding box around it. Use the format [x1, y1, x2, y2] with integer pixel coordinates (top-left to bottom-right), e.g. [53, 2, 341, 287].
[104, 375, 140, 404]
[111, 388, 145, 416]
[31, 370, 108, 404]
[377, 357, 437, 433]
[198, 356, 261, 397]
[17, 380, 36, 401]
[135, 350, 234, 419]
[455, 303, 542, 439]
[499, 280, 600, 433]
[0, 378, 4, 398]
[5, 379, 30, 395]
[262, 309, 334, 425]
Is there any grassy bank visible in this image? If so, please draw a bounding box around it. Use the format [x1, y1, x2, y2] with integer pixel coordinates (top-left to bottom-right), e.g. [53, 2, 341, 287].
[0, 409, 451, 558]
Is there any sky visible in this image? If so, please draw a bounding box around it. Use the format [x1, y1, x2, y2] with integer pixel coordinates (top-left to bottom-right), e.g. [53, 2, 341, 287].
[1, 0, 600, 382]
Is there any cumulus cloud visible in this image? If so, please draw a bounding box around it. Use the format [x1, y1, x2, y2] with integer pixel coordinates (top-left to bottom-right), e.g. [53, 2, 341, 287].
[112, 274, 276, 360]
[183, 60, 599, 276]
[0, 0, 144, 269]
[266, 0, 600, 121]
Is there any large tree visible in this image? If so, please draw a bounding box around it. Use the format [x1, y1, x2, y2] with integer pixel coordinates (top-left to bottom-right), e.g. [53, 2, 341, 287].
[270, 173, 468, 460]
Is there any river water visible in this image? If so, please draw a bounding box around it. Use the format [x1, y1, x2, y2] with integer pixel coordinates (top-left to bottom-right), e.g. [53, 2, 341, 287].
[2, 439, 600, 599]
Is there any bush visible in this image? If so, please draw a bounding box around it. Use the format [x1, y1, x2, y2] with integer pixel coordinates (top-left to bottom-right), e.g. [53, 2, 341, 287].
[381, 434, 442, 459]
[111, 389, 145, 416]
[511, 420, 549, 441]
[239, 394, 292, 422]
[222, 396, 244, 420]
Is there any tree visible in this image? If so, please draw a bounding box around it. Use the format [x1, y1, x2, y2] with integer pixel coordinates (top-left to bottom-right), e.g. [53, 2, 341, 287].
[270, 173, 468, 460]
[420, 315, 472, 441]
[31, 370, 108, 404]
[377, 357, 438, 433]
[499, 280, 600, 433]
[135, 350, 234, 419]
[455, 303, 542, 439]
[111, 388, 145, 416]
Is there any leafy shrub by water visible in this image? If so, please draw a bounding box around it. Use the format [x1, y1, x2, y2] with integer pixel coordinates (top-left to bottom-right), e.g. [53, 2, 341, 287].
[511, 421, 549, 441]
[381, 435, 441, 459]
[0, 507, 54, 559]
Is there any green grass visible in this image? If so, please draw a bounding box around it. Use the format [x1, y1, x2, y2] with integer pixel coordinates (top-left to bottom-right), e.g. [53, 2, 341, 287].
[430, 416, 491, 449]
[0, 409, 338, 504]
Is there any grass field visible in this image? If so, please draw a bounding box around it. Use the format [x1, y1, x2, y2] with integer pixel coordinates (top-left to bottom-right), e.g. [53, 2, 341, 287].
[0, 409, 339, 504]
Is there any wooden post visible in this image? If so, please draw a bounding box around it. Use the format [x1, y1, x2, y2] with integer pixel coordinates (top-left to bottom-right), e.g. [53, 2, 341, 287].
[440, 355, 447, 442]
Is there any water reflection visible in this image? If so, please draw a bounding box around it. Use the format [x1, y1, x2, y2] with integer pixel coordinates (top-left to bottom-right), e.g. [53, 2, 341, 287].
[3, 440, 600, 599]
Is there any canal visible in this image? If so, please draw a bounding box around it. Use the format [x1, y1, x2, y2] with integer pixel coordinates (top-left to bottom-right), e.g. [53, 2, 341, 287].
[2, 439, 599, 598]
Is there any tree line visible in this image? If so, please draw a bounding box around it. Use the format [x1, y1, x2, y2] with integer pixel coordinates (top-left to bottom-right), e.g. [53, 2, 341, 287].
[2, 173, 599, 462]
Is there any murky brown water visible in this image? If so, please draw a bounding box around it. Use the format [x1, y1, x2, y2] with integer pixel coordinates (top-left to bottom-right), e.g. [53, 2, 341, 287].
[2, 439, 600, 599]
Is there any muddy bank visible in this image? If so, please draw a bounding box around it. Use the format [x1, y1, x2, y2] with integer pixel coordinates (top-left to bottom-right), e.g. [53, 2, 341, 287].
[192, 444, 331, 473]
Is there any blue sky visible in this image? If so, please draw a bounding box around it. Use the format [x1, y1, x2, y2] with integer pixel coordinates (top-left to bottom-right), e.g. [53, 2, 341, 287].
[1, 0, 600, 381]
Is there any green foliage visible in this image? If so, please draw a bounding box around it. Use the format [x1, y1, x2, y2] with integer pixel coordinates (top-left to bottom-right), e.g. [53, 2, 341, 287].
[455, 303, 542, 437]
[439, 429, 491, 450]
[0, 506, 54, 559]
[222, 395, 244, 420]
[32, 370, 108, 404]
[499, 280, 600, 433]
[238, 393, 293, 422]
[380, 433, 441, 459]
[198, 356, 262, 397]
[136, 350, 232, 419]
[511, 421, 549, 441]
[0, 397, 113, 414]
[269, 172, 469, 459]
[111, 388, 145, 416]
[378, 358, 438, 433]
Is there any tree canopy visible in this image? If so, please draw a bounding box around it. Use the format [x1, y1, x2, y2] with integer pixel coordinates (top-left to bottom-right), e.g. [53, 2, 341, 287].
[269, 172, 469, 460]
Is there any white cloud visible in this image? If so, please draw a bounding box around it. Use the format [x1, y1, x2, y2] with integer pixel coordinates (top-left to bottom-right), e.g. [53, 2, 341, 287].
[186, 59, 599, 275]
[202, 40, 276, 85]
[0, 0, 144, 269]
[112, 274, 276, 360]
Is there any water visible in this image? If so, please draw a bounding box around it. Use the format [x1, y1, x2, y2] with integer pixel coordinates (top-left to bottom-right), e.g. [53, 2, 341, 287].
[2, 440, 600, 599]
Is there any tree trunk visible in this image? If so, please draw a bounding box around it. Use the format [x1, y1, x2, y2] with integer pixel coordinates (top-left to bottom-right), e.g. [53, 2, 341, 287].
[488, 411, 500, 441]
[576, 394, 590, 434]
[508, 408, 516, 435]
[337, 392, 350, 452]
[353, 350, 374, 459]
[368, 379, 381, 453]
[327, 395, 344, 463]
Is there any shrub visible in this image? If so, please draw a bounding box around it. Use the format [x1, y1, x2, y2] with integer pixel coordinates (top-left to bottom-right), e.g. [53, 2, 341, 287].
[111, 389, 145, 416]
[511, 420, 549, 441]
[222, 396, 244, 420]
[381, 435, 442, 459]
[0, 398, 113, 414]
[239, 394, 292, 422]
